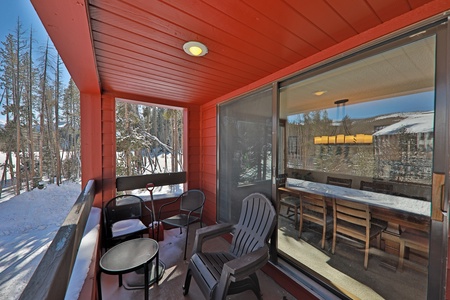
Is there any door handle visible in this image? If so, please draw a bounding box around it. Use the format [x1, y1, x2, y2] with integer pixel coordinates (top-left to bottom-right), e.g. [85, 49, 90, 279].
[431, 173, 446, 221]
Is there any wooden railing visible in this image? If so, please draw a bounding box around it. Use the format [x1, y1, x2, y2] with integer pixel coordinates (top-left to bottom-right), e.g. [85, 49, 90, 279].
[19, 180, 96, 300]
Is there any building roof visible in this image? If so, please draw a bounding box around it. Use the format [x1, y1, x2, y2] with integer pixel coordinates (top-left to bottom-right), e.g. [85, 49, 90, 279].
[374, 111, 434, 135]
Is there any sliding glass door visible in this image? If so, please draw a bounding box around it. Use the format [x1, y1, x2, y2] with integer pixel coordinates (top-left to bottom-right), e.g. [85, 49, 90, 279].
[276, 22, 449, 299]
[217, 88, 273, 223]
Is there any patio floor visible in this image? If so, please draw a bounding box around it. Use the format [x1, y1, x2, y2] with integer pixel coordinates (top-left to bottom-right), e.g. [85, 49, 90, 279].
[98, 223, 296, 300]
[277, 214, 428, 300]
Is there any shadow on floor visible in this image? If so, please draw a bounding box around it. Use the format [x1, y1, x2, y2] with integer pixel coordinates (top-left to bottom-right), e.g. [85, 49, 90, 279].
[277, 215, 427, 300]
[99, 224, 296, 300]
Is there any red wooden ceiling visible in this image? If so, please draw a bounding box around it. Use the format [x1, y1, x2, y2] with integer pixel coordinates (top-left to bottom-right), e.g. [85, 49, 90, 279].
[32, 0, 436, 106]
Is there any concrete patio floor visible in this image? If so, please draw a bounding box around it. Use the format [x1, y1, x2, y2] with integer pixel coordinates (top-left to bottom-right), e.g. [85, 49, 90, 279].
[98, 224, 296, 300]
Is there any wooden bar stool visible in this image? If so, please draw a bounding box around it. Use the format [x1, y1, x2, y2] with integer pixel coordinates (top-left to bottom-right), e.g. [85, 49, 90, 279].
[398, 228, 429, 271]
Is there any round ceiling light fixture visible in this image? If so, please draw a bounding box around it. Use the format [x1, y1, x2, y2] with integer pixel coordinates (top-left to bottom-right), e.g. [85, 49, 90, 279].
[183, 41, 208, 57]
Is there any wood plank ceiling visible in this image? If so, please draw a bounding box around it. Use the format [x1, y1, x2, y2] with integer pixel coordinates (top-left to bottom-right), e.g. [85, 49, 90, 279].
[87, 0, 433, 105]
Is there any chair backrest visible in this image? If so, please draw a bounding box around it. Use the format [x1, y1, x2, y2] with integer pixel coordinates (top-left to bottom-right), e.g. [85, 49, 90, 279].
[301, 192, 327, 221]
[180, 189, 206, 214]
[277, 173, 288, 187]
[229, 193, 277, 257]
[334, 199, 370, 234]
[103, 195, 144, 233]
[360, 180, 375, 191]
[373, 181, 394, 194]
[327, 176, 352, 188]
[360, 180, 393, 194]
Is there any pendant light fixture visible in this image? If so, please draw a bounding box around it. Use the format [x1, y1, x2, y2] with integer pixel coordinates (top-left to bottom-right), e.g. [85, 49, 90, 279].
[314, 99, 373, 145]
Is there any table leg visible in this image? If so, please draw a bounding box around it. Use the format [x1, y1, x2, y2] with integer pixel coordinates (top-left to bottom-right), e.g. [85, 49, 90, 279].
[144, 263, 149, 300]
[119, 274, 123, 287]
[386, 221, 401, 235]
[156, 250, 159, 285]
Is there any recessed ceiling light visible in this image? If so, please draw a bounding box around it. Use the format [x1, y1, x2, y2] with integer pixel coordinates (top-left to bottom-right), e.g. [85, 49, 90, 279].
[314, 90, 327, 96]
[183, 41, 208, 57]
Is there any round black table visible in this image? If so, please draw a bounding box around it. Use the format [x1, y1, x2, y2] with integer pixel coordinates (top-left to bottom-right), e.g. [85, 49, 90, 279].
[98, 238, 159, 300]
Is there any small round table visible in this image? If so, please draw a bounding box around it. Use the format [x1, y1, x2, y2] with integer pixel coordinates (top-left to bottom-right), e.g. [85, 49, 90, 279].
[98, 238, 159, 300]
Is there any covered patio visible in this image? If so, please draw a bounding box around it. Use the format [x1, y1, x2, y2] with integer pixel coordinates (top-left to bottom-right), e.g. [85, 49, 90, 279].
[25, 1, 450, 299]
[99, 224, 295, 300]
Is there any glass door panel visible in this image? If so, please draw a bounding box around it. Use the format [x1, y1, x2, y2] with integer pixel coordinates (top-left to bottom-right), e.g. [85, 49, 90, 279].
[277, 34, 437, 299]
[218, 88, 273, 224]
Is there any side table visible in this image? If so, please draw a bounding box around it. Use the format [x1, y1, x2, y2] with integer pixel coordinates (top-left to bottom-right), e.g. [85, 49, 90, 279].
[98, 238, 160, 300]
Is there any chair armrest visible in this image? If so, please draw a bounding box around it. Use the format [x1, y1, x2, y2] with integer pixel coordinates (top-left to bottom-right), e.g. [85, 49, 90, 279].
[157, 195, 181, 219]
[223, 245, 269, 281]
[214, 246, 269, 298]
[186, 204, 204, 218]
[192, 223, 234, 255]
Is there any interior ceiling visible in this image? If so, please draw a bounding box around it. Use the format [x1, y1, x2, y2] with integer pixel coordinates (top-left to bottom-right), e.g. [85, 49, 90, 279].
[280, 36, 435, 117]
[87, 0, 434, 106]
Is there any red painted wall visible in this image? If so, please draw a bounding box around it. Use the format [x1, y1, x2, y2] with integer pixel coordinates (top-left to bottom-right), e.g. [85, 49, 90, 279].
[100, 95, 116, 202]
[80, 92, 103, 207]
[200, 104, 217, 225]
[198, 1, 450, 298]
[187, 106, 202, 189]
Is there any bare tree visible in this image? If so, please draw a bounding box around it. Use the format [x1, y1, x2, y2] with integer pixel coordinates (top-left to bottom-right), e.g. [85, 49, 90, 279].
[27, 27, 36, 188]
[12, 19, 27, 195]
[54, 54, 61, 185]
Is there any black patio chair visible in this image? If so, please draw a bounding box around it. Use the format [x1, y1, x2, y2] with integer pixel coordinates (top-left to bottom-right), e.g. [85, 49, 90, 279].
[103, 194, 151, 250]
[183, 192, 276, 300]
[158, 189, 206, 260]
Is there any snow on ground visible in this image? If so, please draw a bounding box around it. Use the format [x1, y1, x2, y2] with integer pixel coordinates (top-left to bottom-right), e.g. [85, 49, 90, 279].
[0, 181, 82, 300]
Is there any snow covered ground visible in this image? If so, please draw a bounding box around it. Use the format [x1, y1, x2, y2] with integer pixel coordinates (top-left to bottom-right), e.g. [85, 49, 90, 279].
[0, 181, 82, 300]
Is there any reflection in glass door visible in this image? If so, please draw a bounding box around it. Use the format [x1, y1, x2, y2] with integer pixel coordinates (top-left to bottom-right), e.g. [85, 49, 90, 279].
[218, 88, 273, 224]
[277, 33, 439, 299]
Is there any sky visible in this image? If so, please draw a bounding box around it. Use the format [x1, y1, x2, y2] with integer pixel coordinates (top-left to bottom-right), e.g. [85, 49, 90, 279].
[339, 91, 435, 120]
[0, 0, 71, 84]
[289, 91, 435, 123]
[0, 1, 48, 43]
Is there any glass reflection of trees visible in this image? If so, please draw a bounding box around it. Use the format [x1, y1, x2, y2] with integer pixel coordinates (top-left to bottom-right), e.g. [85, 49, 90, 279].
[286, 109, 433, 185]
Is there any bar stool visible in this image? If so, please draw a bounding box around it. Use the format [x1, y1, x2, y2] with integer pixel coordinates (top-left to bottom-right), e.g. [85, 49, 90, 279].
[398, 228, 429, 271]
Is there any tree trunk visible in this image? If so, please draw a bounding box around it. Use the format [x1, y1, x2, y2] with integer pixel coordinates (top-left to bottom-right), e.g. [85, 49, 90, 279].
[14, 18, 22, 195]
[28, 29, 36, 188]
[55, 55, 61, 185]
[39, 41, 49, 179]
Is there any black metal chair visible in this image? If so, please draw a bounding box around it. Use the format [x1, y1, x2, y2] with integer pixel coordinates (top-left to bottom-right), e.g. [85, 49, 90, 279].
[183, 193, 276, 300]
[158, 189, 206, 260]
[103, 194, 151, 250]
